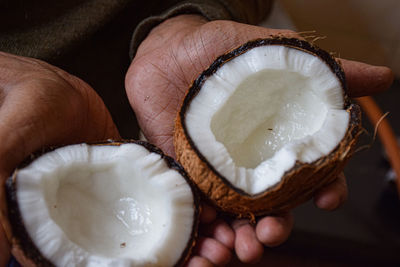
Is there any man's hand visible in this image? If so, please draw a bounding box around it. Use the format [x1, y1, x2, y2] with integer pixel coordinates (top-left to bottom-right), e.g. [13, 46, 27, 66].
[125, 15, 393, 265]
[0, 52, 120, 265]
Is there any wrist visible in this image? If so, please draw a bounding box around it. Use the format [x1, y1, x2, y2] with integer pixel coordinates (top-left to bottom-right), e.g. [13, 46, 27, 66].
[151, 14, 207, 35]
[136, 14, 207, 57]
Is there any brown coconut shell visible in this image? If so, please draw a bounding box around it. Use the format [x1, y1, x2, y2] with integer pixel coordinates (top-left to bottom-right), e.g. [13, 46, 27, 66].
[4, 140, 200, 267]
[174, 38, 362, 217]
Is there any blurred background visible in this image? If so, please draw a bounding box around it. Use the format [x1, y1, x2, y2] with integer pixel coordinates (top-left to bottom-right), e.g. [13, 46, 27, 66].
[231, 0, 400, 266]
[269, 0, 400, 76]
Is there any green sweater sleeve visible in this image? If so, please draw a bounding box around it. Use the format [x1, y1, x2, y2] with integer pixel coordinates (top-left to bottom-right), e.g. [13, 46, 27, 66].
[129, 0, 273, 59]
[0, 0, 272, 61]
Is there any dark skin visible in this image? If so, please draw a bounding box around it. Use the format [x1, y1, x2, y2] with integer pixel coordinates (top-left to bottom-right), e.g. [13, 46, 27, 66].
[0, 14, 394, 267]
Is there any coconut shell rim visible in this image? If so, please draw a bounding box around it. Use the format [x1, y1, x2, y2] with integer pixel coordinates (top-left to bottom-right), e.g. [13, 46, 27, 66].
[177, 37, 360, 199]
[5, 140, 200, 267]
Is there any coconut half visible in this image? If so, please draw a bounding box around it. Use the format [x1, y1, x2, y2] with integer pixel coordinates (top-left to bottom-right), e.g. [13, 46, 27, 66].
[5, 141, 199, 267]
[174, 38, 361, 216]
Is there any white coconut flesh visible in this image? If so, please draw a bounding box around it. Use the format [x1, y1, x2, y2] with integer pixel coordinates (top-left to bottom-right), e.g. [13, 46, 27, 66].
[15, 143, 195, 266]
[185, 45, 350, 195]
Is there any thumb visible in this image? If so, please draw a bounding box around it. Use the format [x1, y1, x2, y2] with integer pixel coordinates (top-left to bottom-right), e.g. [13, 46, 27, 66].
[339, 59, 394, 97]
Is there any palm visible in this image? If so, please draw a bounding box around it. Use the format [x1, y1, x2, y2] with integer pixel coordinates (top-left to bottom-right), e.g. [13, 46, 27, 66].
[126, 17, 299, 157]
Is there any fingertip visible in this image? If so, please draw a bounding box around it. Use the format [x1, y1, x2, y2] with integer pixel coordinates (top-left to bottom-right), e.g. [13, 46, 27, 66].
[204, 219, 234, 249]
[195, 237, 232, 266]
[234, 223, 264, 264]
[363, 65, 394, 96]
[314, 190, 342, 210]
[314, 173, 348, 211]
[378, 65, 395, 89]
[186, 256, 214, 267]
[255, 213, 293, 247]
[370, 64, 394, 89]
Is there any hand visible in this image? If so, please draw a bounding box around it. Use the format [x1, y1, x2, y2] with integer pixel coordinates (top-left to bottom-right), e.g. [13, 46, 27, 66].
[0, 52, 120, 266]
[125, 15, 394, 265]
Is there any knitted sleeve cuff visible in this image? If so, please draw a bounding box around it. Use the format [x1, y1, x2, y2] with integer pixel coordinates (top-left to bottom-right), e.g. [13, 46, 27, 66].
[129, 0, 272, 59]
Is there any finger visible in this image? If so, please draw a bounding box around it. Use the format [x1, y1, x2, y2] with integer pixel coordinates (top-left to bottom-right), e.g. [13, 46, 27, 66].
[200, 204, 217, 224]
[338, 59, 394, 97]
[314, 172, 348, 210]
[194, 237, 232, 266]
[255, 212, 293, 247]
[186, 256, 214, 267]
[202, 219, 234, 249]
[232, 220, 264, 264]
[0, 221, 10, 267]
[0, 177, 11, 267]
